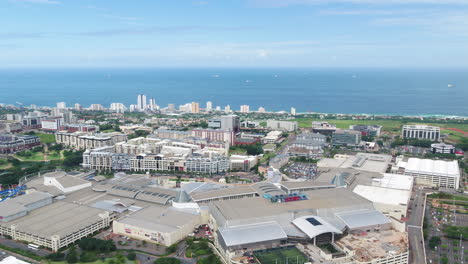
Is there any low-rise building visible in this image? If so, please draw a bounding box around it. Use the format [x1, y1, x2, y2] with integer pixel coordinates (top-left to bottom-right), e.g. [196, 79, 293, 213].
[312, 121, 336, 135]
[113, 206, 202, 246]
[230, 155, 258, 171]
[349, 125, 382, 137]
[266, 120, 298, 132]
[394, 157, 460, 189]
[0, 134, 41, 154]
[402, 124, 440, 141]
[431, 143, 455, 154]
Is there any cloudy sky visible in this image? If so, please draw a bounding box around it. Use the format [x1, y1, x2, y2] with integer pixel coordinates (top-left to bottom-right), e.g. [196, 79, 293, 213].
[1, 0, 468, 67]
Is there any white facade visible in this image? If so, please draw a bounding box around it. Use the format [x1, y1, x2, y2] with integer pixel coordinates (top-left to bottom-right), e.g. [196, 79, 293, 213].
[397, 158, 460, 189]
[402, 125, 440, 141]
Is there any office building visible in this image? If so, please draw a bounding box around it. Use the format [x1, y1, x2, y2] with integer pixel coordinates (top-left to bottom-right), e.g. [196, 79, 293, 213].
[350, 125, 382, 137]
[332, 129, 362, 146]
[431, 143, 455, 154]
[240, 105, 249, 113]
[312, 121, 337, 135]
[41, 117, 64, 131]
[207, 115, 240, 132]
[291, 107, 296, 116]
[266, 120, 298, 132]
[395, 157, 460, 189]
[137, 94, 147, 111]
[401, 125, 440, 141]
[0, 121, 22, 133]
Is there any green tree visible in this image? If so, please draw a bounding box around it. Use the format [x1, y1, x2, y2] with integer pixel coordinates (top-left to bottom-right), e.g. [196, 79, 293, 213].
[154, 257, 181, 264]
[127, 252, 136, 261]
[66, 247, 78, 264]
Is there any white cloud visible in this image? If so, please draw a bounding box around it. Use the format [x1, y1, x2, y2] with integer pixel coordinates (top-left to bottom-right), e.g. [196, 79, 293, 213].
[12, 0, 60, 4]
[250, 0, 468, 7]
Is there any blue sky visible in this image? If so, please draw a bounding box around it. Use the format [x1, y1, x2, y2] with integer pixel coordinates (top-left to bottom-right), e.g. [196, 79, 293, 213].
[1, 0, 468, 67]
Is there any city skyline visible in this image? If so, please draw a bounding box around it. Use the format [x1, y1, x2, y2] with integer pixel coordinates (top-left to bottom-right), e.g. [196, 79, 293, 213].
[1, 0, 468, 68]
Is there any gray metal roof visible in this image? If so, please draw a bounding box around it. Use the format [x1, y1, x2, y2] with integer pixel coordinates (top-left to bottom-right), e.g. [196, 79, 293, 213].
[336, 210, 391, 229]
[219, 222, 287, 247]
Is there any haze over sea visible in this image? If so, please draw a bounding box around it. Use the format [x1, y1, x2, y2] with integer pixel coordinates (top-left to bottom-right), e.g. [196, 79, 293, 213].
[1, 68, 467, 117]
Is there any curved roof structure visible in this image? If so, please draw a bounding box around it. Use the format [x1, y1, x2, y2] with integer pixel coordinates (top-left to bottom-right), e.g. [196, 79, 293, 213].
[292, 216, 342, 239]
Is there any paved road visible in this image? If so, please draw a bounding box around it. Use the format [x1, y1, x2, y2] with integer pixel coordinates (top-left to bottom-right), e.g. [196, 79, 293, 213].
[407, 188, 428, 264]
[0, 237, 50, 257]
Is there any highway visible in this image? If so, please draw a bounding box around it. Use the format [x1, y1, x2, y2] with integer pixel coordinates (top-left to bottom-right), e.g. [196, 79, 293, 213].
[407, 188, 429, 264]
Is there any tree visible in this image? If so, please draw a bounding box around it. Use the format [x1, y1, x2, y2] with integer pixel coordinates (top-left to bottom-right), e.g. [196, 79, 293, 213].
[127, 252, 136, 261]
[154, 257, 181, 264]
[428, 236, 441, 249]
[66, 247, 78, 264]
[46, 252, 65, 261]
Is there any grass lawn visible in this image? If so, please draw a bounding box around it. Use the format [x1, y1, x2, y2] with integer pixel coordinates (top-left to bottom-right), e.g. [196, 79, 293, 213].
[14, 150, 63, 162]
[0, 159, 11, 169]
[21, 132, 56, 144]
[52, 257, 136, 264]
[294, 118, 467, 142]
[229, 149, 247, 155]
[254, 247, 309, 264]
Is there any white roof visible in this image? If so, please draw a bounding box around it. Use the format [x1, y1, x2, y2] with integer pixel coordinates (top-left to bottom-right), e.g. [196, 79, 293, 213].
[219, 222, 287, 247]
[403, 158, 460, 177]
[336, 210, 391, 229]
[373, 174, 414, 190]
[292, 216, 342, 239]
[353, 185, 410, 206]
[0, 256, 30, 264]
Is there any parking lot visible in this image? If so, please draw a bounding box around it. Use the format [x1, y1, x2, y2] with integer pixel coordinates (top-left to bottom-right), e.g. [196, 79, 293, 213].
[283, 162, 317, 180]
[425, 201, 468, 264]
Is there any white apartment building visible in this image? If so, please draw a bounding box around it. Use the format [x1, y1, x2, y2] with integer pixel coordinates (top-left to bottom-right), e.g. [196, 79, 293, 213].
[401, 125, 440, 141]
[266, 120, 298, 132]
[240, 105, 250, 113]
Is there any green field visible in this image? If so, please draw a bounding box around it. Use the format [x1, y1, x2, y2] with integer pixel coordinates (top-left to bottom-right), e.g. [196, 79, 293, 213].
[0, 158, 11, 169]
[294, 118, 467, 142]
[254, 247, 309, 264]
[14, 150, 63, 162]
[52, 258, 136, 264]
[21, 132, 56, 144]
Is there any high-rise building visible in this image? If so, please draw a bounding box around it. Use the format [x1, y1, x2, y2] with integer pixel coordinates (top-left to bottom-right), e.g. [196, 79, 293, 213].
[148, 98, 157, 111]
[30, 104, 37, 110]
[110, 103, 127, 113]
[89, 104, 104, 111]
[258, 107, 266, 113]
[74, 103, 82, 111]
[240, 105, 250, 113]
[129, 104, 137, 112]
[56, 102, 66, 109]
[215, 106, 221, 111]
[208, 115, 241, 132]
[291, 107, 296, 116]
[167, 104, 175, 111]
[206, 101, 213, 111]
[191, 102, 200, 113]
[137, 94, 147, 111]
[224, 105, 231, 113]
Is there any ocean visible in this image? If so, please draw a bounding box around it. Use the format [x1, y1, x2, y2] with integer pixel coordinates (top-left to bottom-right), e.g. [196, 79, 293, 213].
[0, 68, 467, 116]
